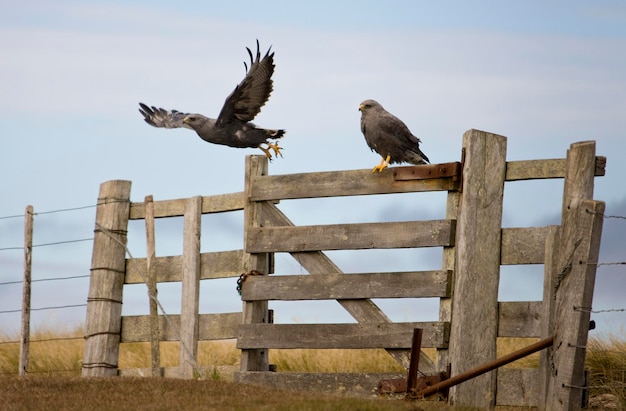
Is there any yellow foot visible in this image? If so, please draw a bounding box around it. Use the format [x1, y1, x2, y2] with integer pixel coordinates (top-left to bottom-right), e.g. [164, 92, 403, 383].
[372, 155, 390, 173]
[258, 145, 273, 159]
[259, 142, 283, 160]
[267, 142, 283, 158]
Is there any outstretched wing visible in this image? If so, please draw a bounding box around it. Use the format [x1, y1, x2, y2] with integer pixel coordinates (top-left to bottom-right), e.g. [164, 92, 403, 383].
[216, 40, 276, 127]
[138, 103, 192, 129]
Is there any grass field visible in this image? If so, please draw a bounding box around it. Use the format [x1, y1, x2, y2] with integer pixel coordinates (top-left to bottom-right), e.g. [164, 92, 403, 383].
[1, 328, 625, 409]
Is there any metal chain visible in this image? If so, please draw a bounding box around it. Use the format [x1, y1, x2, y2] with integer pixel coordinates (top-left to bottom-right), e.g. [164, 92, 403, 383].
[236, 270, 264, 295]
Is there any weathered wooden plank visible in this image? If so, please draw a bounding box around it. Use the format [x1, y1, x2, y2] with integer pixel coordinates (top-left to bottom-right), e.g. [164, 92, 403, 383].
[240, 156, 272, 372]
[501, 226, 548, 265]
[19, 205, 34, 376]
[83, 180, 131, 377]
[545, 141, 604, 411]
[129, 192, 244, 219]
[539, 225, 560, 407]
[547, 200, 604, 410]
[144, 195, 161, 376]
[449, 130, 507, 408]
[234, 371, 406, 398]
[498, 301, 542, 338]
[237, 322, 449, 349]
[496, 368, 540, 407]
[121, 313, 241, 342]
[125, 250, 243, 283]
[505, 156, 605, 181]
[255, 201, 436, 374]
[438, 191, 459, 372]
[179, 196, 202, 378]
[241, 271, 451, 301]
[246, 220, 455, 253]
[249, 167, 459, 201]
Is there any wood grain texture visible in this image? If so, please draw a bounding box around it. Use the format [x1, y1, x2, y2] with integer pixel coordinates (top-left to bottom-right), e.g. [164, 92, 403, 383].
[254, 200, 436, 373]
[240, 156, 271, 372]
[82, 180, 131, 377]
[178, 196, 202, 378]
[129, 192, 244, 219]
[143, 195, 160, 376]
[496, 368, 540, 407]
[545, 141, 602, 411]
[237, 322, 449, 349]
[241, 271, 451, 301]
[500, 226, 548, 265]
[498, 301, 542, 338]
[19, 205, 34, 376]
[449, 130, 507, 408]
[249, 167, 458, 201]
[246, 220, 455, 253]
[505, 156, 605, 181]
[121, 313, 241, 342]
[125, 250, 244, 283]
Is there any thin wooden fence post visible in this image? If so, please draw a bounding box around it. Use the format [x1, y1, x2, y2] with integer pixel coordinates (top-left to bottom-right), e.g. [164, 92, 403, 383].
[240, 155, 271, 372]
[82, 180, 131, 377]
[538, 225, 560, 409]
[449, 129, 507, 408]
[545, 141, 604, 411]
[179, 195, 202, 378]
[144, 195, 161, 377]
[18, 205, 33, 376]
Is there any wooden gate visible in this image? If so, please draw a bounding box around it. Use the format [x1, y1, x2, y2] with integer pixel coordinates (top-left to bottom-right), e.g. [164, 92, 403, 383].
[82, 129, 605, 410]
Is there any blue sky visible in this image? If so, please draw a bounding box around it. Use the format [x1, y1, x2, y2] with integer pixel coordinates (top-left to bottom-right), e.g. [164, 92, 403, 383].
[1, 1, 625, 337]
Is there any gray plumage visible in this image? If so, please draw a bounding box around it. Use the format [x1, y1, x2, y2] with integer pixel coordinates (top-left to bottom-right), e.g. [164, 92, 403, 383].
[359, 99, 429, 172]
[139, 40, 285, 159]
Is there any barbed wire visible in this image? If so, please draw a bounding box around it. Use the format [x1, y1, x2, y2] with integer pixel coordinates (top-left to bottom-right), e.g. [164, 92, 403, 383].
[93, 222, 207, 380]
[0, 237, 94, 252]
[0, 274, 90, 287]
[0, 303, 86, 315]
[0, 336, 83, 345]
[0, 199, 129, 221]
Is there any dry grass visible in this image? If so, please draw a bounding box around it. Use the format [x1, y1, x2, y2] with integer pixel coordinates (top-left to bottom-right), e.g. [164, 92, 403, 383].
[0, 376, 457, 411]
[1, 327, 625, 409]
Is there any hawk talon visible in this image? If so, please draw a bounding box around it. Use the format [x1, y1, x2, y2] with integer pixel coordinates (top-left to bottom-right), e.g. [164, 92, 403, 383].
[372, 155, 391, 173]
[258, 142, 283, 161]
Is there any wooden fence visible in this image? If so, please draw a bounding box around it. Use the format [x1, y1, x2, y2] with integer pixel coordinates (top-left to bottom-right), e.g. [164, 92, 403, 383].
[82, 129, 606, 410]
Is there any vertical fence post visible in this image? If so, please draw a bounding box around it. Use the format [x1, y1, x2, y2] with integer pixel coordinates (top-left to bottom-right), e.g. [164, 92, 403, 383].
[18, 205, 34, 376]
[179, 195, 202, 378]
[449, 129, 507, 408]
[82, 180, 131, 377]
[437, 190, 459, 372]
[144, 195, 161, 377]
[545, 141, 604, 411]
[240, 155, 271, 372]
[538, 224, 560, 409]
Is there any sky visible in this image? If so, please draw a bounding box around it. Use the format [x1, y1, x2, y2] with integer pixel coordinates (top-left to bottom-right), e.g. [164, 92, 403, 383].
[1, 1, 625, 339]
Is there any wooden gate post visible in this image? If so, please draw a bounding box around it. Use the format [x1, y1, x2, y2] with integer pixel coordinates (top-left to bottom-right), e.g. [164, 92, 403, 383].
[240, 155, 272, 371]
[449, 129, 507, 408]
[179, 196, 202, 378]
[82, 180, 131, 377]
[545, 141, 604, 410]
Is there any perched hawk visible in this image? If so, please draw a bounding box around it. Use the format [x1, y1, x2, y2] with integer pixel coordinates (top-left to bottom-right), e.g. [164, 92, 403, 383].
[139, 40, 285, 160]
[359, 99, 429, 172]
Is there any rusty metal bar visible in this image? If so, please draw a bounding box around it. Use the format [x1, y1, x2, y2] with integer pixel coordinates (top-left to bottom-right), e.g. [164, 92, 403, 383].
[415, 335, 555, 399]
[406, 328, 423, 394]
[393, 162, 461, 181]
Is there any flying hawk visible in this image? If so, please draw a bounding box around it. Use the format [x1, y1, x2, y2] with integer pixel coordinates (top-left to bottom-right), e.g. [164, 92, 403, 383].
[359, 99, 429, 172]
[139, 40, 285, 160]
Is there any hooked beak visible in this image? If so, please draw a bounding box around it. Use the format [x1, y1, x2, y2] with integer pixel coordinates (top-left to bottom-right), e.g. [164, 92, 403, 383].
[358, 104, 364, 112]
